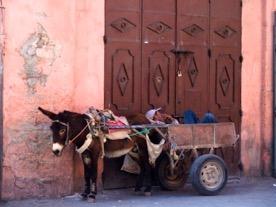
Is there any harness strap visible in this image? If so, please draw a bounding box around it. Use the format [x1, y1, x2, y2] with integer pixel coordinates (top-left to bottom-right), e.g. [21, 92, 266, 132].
[76, 133, 93, 154]
[98, 131, 106, 158]
[53, 120, 70, 145]
[68, 120, 93, 145]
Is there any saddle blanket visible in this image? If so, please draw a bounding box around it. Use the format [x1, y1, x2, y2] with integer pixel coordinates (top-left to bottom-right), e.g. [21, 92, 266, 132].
[105, 116, 131, 140]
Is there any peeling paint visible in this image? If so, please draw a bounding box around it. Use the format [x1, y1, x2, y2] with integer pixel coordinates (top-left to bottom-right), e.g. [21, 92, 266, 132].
[20, 24, 61, 94]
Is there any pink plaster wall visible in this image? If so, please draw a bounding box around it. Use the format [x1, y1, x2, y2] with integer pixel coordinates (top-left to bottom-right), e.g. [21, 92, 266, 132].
[1, 0, 104, 200]
[241, 0, 274, 176]
[73, 0, 104, 112]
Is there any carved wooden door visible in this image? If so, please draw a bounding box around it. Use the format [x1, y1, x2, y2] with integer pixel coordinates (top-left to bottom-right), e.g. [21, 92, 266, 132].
[104, 0, 241, 187]
[105, 0, 241, 127]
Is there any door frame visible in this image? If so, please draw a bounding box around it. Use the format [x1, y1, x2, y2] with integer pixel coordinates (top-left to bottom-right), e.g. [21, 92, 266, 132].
[0, 0, 4, 199]
[272, 11, 276, 178]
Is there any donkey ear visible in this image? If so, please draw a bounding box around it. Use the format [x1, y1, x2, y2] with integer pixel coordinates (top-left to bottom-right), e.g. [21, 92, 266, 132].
[38, 107, 57, 120]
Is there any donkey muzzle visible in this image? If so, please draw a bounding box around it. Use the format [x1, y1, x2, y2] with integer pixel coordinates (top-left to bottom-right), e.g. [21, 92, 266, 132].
[52, 143, 64, 156]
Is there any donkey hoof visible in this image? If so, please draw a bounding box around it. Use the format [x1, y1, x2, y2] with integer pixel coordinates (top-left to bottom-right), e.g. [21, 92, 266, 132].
[87, 197, 96, 203]
[80, 193, 88, 200]
[144, 191, 152, 196]
[87, 194, 96, 203]
[134, 190, 142, 195]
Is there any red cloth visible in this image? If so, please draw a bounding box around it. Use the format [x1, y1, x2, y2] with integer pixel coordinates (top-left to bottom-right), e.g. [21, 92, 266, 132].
[106, 119, 128, 134]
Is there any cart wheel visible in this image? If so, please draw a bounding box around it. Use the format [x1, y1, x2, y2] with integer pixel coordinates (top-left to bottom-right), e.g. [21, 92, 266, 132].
[157, 155, 188, 191]
[190, 154, 228, 196]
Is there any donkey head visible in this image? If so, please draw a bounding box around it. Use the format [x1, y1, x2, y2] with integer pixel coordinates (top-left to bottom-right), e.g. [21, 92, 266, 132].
[38, 107, 87, 156]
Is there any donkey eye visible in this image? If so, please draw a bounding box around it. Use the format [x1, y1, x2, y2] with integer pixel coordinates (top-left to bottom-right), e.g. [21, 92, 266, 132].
[59, 129, 66, 135]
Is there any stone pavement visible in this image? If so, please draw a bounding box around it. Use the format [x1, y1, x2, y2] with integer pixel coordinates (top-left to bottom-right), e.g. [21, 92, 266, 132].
[1, 177, 276, 207]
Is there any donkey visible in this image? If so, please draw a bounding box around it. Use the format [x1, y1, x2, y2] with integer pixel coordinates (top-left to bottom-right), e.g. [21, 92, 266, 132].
[38, 107, 163, 202]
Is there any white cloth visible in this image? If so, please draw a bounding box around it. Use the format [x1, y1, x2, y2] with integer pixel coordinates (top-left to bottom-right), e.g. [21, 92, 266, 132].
[145, 108, 161, 121]
[105, 131, 130, 140]
[146, 135, 165, 165]
[121, 154, 141, 174]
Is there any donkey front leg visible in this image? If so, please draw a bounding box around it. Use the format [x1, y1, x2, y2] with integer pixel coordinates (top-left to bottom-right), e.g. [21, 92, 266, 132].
[81, 164, 91, 200]
[87, 155, 98, 202]
[84, 151, 100, 203]
[81, 151, 98, 202]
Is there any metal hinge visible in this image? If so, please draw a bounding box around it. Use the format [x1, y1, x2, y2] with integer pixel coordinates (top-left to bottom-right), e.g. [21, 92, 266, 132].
[239, 55, 243, 63]
[103, 35, 107, 44]
[208, 49, 211, 58]
[239, 109, 243, 117]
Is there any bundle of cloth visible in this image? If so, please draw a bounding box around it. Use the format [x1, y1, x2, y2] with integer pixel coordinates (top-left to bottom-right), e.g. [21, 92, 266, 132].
[145, 108, 179, 125]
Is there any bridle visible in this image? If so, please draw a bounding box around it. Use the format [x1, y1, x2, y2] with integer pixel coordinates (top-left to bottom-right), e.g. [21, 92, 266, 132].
[52, 119, 95, 146]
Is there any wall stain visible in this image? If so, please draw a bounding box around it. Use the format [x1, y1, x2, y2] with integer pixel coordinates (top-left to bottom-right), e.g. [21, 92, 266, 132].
[20, 24, 61, 94]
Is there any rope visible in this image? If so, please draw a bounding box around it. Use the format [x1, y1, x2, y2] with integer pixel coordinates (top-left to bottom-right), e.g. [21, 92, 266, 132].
[129, 128, 151, 137]
[68, 120, 93, 145]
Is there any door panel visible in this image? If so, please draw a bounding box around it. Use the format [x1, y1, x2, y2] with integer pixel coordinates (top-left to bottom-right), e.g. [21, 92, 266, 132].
[210, 48, 241, 131]
[175, 47, 209, 116]
[141, 0, 176, 114]
[209, 0, 241, 132]
[104, 0, 142, 189]
[105, 0, 141, 115]
[176, 0, 209, 117]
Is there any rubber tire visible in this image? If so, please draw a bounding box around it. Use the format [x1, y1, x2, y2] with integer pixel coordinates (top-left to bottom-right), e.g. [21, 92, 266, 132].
[157, 155, 188, 191]
[190, 154, 228, 196]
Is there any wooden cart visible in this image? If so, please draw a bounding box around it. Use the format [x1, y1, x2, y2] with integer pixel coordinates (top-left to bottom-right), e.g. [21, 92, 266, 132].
[155, 122, 239, 195]
[110, 122, 239, 195]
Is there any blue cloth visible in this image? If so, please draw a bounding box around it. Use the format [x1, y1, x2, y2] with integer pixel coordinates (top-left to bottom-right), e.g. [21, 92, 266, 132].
[182, 110, 217, 124]
[183, 110, 199, 124]
[201, 112, 217, 123]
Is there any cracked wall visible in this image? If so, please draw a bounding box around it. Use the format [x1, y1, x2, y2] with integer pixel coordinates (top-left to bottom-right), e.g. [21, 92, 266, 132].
[20, 24, 61, 94]
[1, 0, 77, 200]
[1, 0, 104, 200]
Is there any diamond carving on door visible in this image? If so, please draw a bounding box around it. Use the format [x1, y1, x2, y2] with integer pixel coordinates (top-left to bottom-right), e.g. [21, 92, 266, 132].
[153, 65, 164, 96]
[147, 21, 171, 34]
[111, 18, 136, 33]
[183, 24, 204, 37]
[215, 54, 235, 109]
[215, 25, 236, 39]
[219, 66, 230, 96]
[117, 64, 129, 96]
[187, 56, 199, 87]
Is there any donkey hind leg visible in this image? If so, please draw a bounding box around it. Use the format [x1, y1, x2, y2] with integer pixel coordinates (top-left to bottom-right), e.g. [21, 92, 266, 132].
[134, 163, 145, 193]
[81, 152, 92, 200]
[135, 155, 153, 196]
[143, 160, 153, 196]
